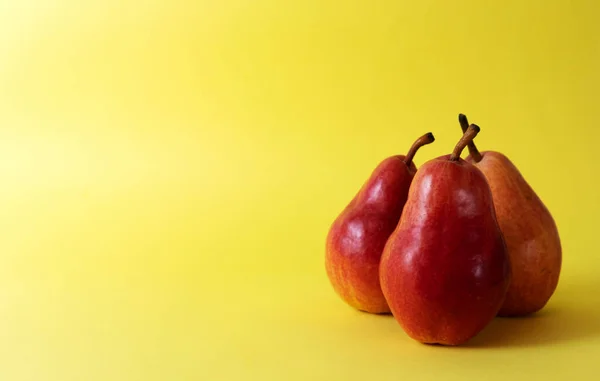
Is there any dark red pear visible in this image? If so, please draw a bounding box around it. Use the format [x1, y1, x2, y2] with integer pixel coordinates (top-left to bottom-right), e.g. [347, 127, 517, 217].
[380, 125, 511, 345]
[325, 133, 435, 313]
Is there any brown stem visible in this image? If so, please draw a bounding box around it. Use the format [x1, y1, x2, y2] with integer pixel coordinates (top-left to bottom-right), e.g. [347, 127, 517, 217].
[458, 113, 483, 162]
[404, 132, 435, 166]
[450, 124, 480, 161]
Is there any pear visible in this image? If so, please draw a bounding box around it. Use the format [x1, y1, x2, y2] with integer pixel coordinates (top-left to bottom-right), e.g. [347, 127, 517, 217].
[380, 125, 511, 345]
[458, 114, 562, 316]
[325, 133, 435, 313]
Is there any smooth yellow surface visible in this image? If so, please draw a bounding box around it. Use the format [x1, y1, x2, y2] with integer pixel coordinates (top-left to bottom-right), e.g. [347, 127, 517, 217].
[1, 1, 599, 379]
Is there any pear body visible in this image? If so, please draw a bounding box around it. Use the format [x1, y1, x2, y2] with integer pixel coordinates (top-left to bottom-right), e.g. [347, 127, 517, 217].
[380, 156, 511, 345]
[467, 151, 562, 316]
[326, 156, 416, 313]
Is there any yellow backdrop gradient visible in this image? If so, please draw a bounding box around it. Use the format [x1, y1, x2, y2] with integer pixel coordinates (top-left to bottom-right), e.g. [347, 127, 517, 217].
[1, 1, 599, 380]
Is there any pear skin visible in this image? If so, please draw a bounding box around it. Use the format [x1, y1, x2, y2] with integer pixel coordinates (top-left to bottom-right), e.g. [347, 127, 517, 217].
[459, 114, 562, 317]
[326, 133, 435, 314]
[380, 125, 511, 345]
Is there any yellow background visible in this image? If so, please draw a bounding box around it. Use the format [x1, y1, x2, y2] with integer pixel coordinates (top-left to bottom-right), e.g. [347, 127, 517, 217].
[1, 0, 599, 379]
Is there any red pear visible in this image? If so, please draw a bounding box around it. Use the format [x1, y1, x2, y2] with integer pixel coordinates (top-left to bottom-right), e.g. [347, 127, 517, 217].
[458, 114, 562, 316]
[380, 125, 511, 345]
[325, 133, 435, 313]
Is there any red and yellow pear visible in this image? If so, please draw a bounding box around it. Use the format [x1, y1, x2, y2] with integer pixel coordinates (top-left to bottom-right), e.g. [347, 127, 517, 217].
[458, 114, 562, 316]
[325, 132, 435, 314]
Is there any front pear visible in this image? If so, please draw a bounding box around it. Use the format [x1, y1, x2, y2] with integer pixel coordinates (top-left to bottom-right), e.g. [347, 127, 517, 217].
[380, 125, 511, 345]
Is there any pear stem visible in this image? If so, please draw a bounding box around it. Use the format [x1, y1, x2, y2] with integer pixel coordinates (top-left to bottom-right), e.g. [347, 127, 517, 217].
[450, 124, 480, 161]
[458, 114, 483, 162]
[404, 132, 435, 166]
